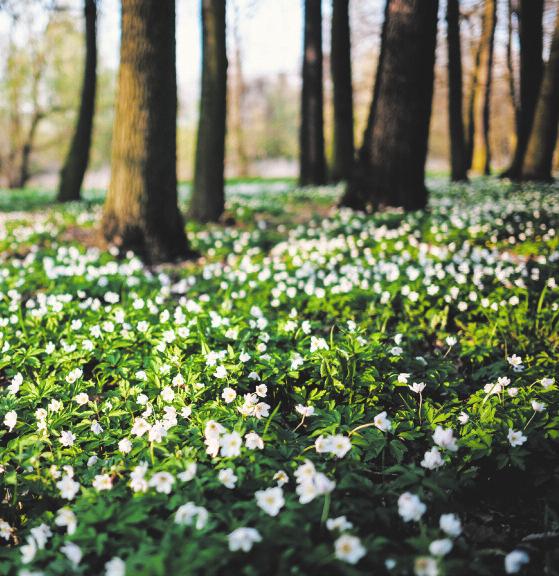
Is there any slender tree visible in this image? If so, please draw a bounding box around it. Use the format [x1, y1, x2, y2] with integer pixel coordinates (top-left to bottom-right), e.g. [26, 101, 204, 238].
[341, 0, 439, 211]
[470, 0, 496, 175]
[299, 0, 326, 186]
[331, 0, 354, 182]
[502, 0, 544, 179]
[190, 0, 228, 222]
[58, 0, 97, 202]
[446, 0, 468, 181]
[103, 0, 191, 263]
[521, 6, 559, 181]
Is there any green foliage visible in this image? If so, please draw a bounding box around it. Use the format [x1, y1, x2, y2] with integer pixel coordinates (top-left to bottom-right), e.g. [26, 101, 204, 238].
[0, 178, 558, 575]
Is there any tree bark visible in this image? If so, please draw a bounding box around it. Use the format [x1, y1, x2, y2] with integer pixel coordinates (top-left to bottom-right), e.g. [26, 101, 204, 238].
[190, 0, 228, 222]
[341, 0, 439, 211]
[521, 7, 559, 181]
[471, 0, 497, 175]
[103, 0, 191, 264]
[502, 0, 544, 179]
[446, 0, 468, 182]
[58, 0, 97, 202]
[299, 0, 326, 186]
[330, 0, 354, 183]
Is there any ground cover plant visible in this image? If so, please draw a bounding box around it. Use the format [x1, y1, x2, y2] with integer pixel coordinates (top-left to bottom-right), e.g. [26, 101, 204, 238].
[0, 179, 558, 576]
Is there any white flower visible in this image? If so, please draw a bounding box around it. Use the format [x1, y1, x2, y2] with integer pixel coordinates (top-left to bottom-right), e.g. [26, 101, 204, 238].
[61, 542, 83, 567]
[445, 336, 457, 346]
[160, 386, 175, 403]
[505, 550, 529, 574]
[253, 402, 270, 419]
[429, 538, 453, 556]
[531, 400, 545, 412]
[245, 431, 264, 450]
[507, 428, 527, 447]
[295, 404, 315, 417]
[0, 519, 12, 541]
[398, 492, 426, 522]
[74, 392, 89, 405]
[93, 474, 113, 491]
[220, 432, 243, 458]
[421, 447, 444, 470]
[273, 470, 289, 486]
[175, 502, 209, 529]
[91, 420, 104, 435]
[432, 426, 458, 452]
[118, 438, 132, 454]
[55, 508, 77, 535]
[20, 535, 37, 564]
[218, 467, 237, 489]
[329, 435, 352, 458]
[222, 387, 237, 403]
[255, 486, 285, 516]
[178, 462, 197, 482]
[326, 516, 353, 532]
[57, 474, 80, 500]
[541, 377, 554, 389]
[214, 365, 227, 379]
[3, 410, 17, 432]
[105, 557, 126, 576]
[131, 418, 150, 437]
[310, 336, 328, 353]
[374, 411, 392, 432]
[30, 524, 52, 549]
[414, 556, 438, 576]
[397, 373, 410, 384]
[334, 534, 366, 565]
[148, 471, 174, 494]
[409, 382, 426, 394]
[507, 354, 523, 367]
[59, 430, 76, 447]
[8, 373, 22, 394]
[458, 411, 469, 425]
[228, 527, 262, 552]
[439, 513, 462, 537]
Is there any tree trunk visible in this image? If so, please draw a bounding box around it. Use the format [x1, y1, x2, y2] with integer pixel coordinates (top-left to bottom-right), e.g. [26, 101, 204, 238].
[502, 0, 544, 179]
[330, 0, 354, 183]
[299, 0, 326, 186]
[16, 111, 44, 188]
[471, 0, 496, 175]
[446, 0, 468, 182]
[103, 0, 191, 264]
[521, 7, 559, 181]
[341, 0, 438, 211]
[190, 0, 228, 222]
[58, 0, 97, 202]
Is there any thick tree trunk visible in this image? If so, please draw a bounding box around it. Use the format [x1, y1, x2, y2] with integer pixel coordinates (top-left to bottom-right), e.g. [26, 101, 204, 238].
[502, 0, 544, 179]
[330, 0, 354, 183]
[447, 0, 468, 182]
[299, 0, 326, 186]
[521, 8, 559, 181]
[471, 0, 496, 175]
[190, 0, 228, 222]
[464, 21, 483, 171]
[58, 0, 97, 202]
[103, 0, 190, 264]
[341, 0, 438, 211]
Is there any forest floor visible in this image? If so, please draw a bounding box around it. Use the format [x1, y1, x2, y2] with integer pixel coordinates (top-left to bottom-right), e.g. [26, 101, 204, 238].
[0, 178, 558, 576]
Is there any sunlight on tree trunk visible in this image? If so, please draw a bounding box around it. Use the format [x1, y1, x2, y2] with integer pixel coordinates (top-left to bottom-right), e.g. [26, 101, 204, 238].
[103, 0, 191, 264]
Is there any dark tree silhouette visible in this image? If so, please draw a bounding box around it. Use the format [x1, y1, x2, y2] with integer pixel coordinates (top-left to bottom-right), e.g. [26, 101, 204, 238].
[103, 0, 191, 263]
[190, 0, 228, 223]
[502, 0, 544, 180]
[522, 6, 559, 181]
[299, 0, 326, 186]
[330, 0, 354, 183]
[58, 0, 97, 202]
[341, 0, 439, 211]
[447, 0, 468, 182]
